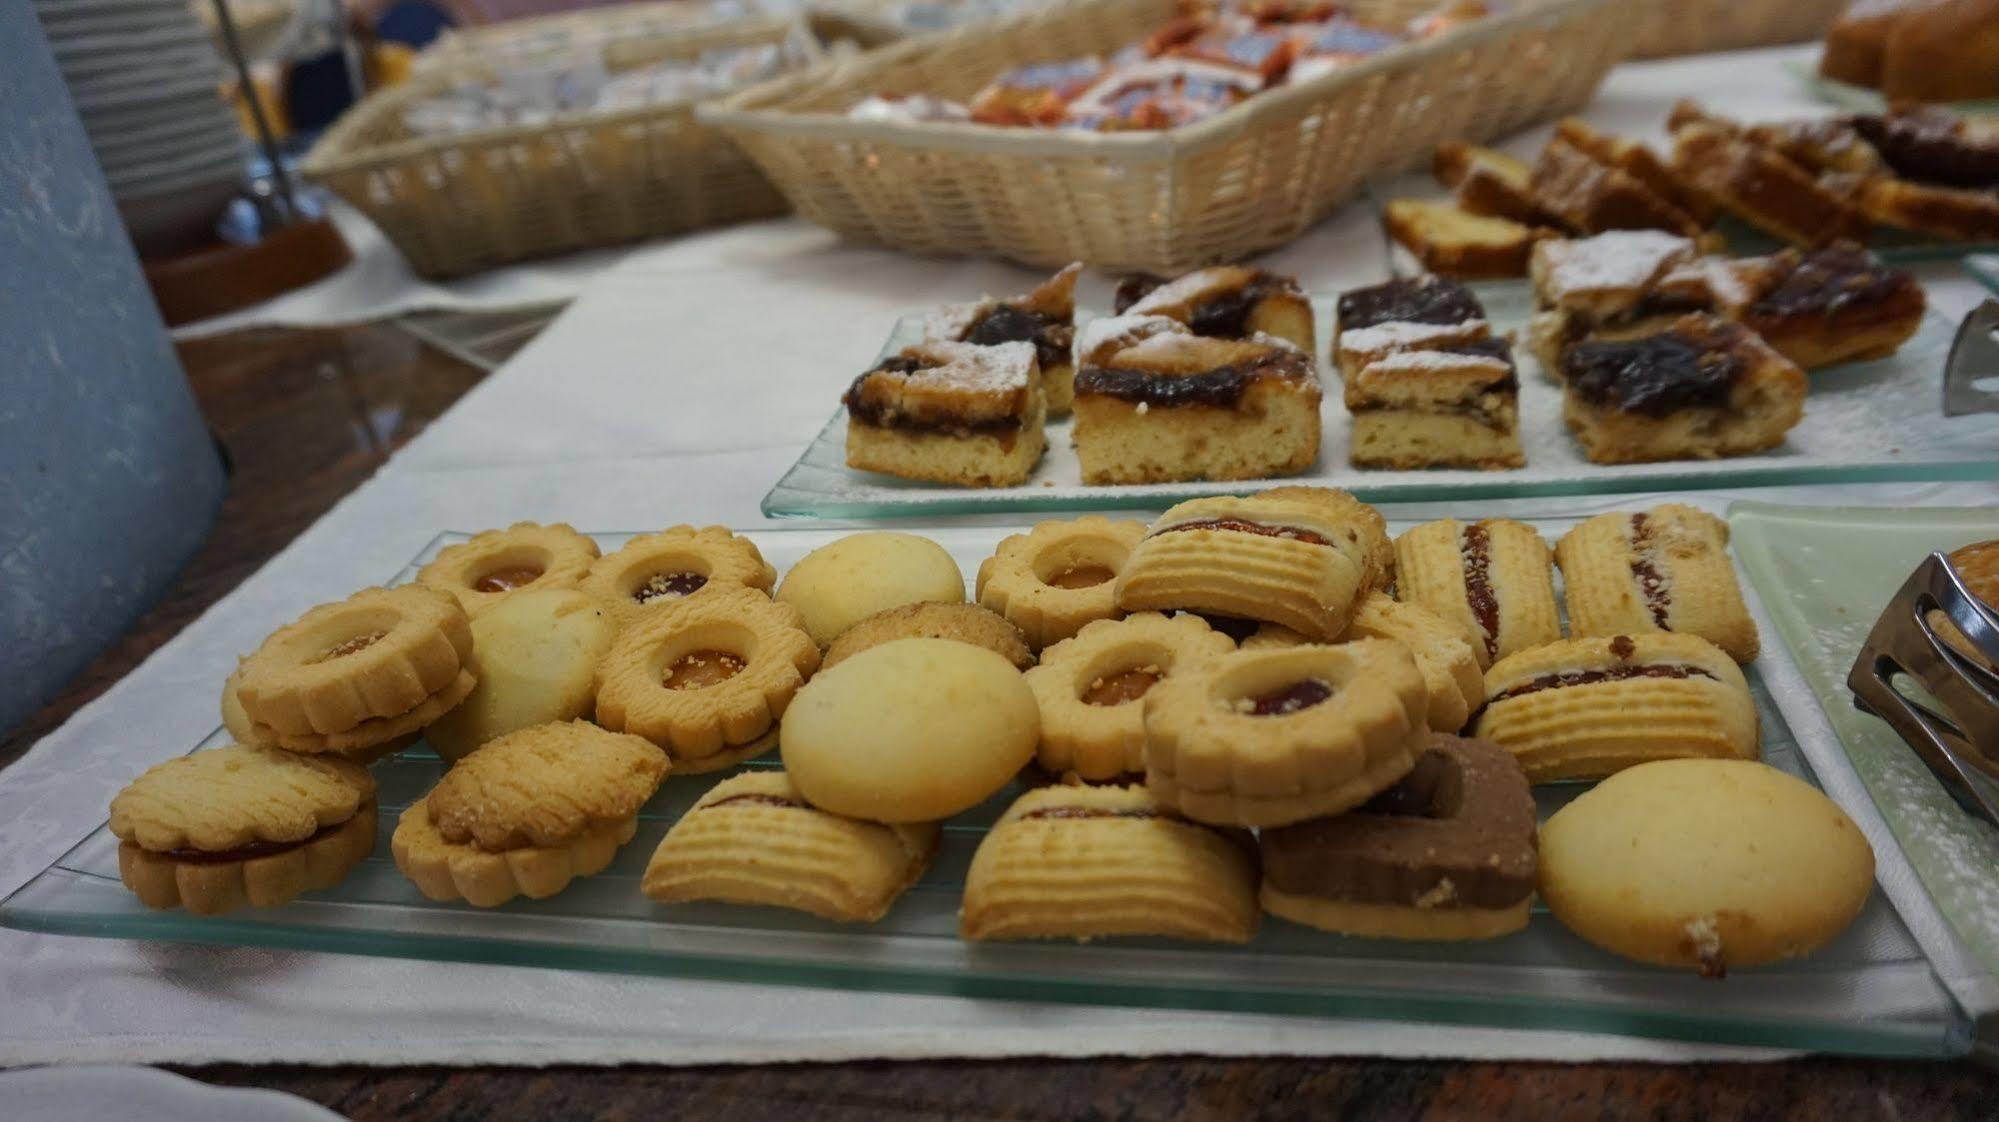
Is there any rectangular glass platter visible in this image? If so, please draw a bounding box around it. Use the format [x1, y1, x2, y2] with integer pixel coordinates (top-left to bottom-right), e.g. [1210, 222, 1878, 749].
[0, 520, 1972, 1058]
[762, 293, 1996, 519]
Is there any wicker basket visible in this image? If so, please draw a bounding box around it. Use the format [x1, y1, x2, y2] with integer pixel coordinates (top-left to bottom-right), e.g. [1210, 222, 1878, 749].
[415, 3, 903, 73]
[1628, 0, 1847, 60]
[700, 0, 1625, 274]
[302, 15, 819, 278]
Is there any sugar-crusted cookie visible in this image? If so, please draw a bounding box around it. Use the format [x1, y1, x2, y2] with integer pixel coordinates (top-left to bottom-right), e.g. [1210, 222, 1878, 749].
[641, 771, 940, 922]
[976, 517, 1147, 651]
[594, 586, 819, 773]
[959, 784, 1259, 943]
[777, 532, 966, 648]
[1555, 504, 1760, 663]
[1143, 639, 1428, 827]
[1026, 612, 1235, 781]
[1475, 632, 1759, 782]
[580, 526, 777, 630]
[416, 522, 600, 618]
[392, 720, 667, 906]
[781, 638, 1038, 823]
[1393, 518, 1561, 669]
[1261, 734, 1537, 940]
[110, 744, 377, 914]
[1538, 759, 1874, 975]
[823, 602, 1032, 671]
[425, 588, 618, 762]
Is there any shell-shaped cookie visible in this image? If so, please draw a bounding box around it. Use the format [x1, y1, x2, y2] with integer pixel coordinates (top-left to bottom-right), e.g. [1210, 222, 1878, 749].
[416, 522, 600, 618]
[1026, 612, 1236, 780]
[1346, 594, 1484, 734]
[118, 804, 377, 915]
[594, 587, 820, 772]
[1142, 640, 1428, 828]
[959, 784, 1259, 943]
[1393, 518, 1561, 669]
[425, 720, 669, 851]
[641, 772, 939, 922]
[1554, 505, 1760, 663]
[392, 800, 636, 908]
[1474, 632, 1759, 782]
[581, 525, 778, 630]
[234, 584, 474, 737]
[976, 516, 1148, 650]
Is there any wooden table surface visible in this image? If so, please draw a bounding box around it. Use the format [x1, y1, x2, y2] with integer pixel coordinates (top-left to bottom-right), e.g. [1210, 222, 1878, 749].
[6, 321, 1997, 1120]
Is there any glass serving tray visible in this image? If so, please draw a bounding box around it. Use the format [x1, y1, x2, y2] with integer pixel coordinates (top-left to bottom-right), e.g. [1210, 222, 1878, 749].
[0, 522, 1974, 1058]
[761, 294, 1995, 519]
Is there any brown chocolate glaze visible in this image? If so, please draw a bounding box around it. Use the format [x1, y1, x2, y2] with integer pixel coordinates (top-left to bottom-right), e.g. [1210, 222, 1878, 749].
[1074, 345, 1309, 410]
[1248, 678, 1334, 716]
[1156, 519, 1330, 546]
[1110, 271, 1299, 338]
[1492, 663, 1715, 702]
[1460, 522, 1500, 663]
[158, 817, 350, 865]
[1018, 805, 1162, 821]
[1337, 276, 1484, 332]
[1628, 512, 1672, 629]
[1852, 109, 1999, 189]
[1562, 330, 1741, 417]
[1747, 243, 1915, 321]
[963, 304, 1074, 373]
[704, 793, 805, 811]
[843, 369, 1025, 438]
[1260, 734, 1536, 909]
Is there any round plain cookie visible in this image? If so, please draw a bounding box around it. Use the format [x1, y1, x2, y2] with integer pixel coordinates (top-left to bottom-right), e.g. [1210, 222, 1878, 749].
[1538, 759, 1876, 976]
[424, 588, 619, 762]
[823, 602, 1032, 671]
[776, 533, 965, 647]
[780, 638, 1039, 823]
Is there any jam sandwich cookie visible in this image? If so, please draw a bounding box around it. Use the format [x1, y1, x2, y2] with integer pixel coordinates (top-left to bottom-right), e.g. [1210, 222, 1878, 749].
[824, 602, 1032, 671]
[1539, 759, 1874, 975]
[1113, 265, 1315, 352]
[416, 522, 599, 618]
[1116, 488, 1390, 641]
[842, 339, 1048, 488]
[1392, 517, 1561, 669]
[393, 721, 667, 907]
[232, 584, 476, 755]
[1475, 632, 1759, 782]
[1260, 734, 1537, 940]
[976, 516, 1147, 651]
[959, 784, 1259, 944]
[1555, 504, 1759, 663]
[424, 588, 619, 762]
[777, 531, 966, 648]
[781, 638, 1039, 824]
[642, 771, 940, 923]
[1026, 612, 1235, 781]
[1247, 594, 1483, 734]
[1144, 639, 1428, 828]
[594, 586, 820, 774]
[923, 262, 1081, 415]
[579, 525, 777, 631]
[111, 745, 377, 915]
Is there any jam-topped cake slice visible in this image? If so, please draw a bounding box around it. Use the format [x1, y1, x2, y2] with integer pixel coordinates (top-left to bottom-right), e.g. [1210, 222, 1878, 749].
[1524, 230, 1701, 371]
[1333, 273, 1488, 378]
[1558, 314, 1806, 465]
[843, 339, 1046, 487]
[1334, 276, 1520, 470]
[925, 262, 1082, 415]
[1851, 106, 1999, 189]
[1113, 265, 1315, 351]
[1670, 121, 1871, 247]
[1736, 243, 1926, 370]
[1071, 331, 1321, 484]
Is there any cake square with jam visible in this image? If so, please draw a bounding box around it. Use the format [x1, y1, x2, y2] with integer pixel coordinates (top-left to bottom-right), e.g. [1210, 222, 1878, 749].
[1333, 276, 1521, 471]
[1333, 275, 1490, 381]
[1524, 230, 1702, 372]
[1736, 243, 1925, 370]
[1072, 332, 1321, 485]
[1113, 265, 1315, 352]
[924, 263, 1082, 415]
[1558, 314, 1805, 465]
[842, 340, 1047, 487]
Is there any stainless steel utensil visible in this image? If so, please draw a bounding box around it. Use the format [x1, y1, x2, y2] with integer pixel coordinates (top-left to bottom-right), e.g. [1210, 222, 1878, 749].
[1944, 299, 1999, 417]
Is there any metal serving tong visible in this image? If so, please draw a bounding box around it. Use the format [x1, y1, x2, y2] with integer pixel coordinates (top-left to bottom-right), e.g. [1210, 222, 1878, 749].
[1945, 300, 1999, 417]
[1849, 553, 1999, 826]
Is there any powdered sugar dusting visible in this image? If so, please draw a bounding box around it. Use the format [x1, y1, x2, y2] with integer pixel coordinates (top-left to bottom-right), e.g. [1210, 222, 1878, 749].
[1338, 319, 1489, 354]
[923, 300, 989, 343]
[1537, 231, 1696, 301]
[897, 340, 1036, 392]
[1077, 313, 1186, 365]
[1365, 350, 1510, 376]
[1126, 266, 1255, 316]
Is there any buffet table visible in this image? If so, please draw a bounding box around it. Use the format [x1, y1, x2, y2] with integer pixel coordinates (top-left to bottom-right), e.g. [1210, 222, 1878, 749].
[6, 44, 1999, 1108]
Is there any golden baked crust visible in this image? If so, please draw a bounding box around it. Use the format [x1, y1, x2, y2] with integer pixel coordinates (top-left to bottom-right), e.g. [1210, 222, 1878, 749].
[1671, 123, 1871, 247]
[1392, 518, 1562, 669]
[425, 720, 669, 851]
[976, 516, 1147, 650]
[824, 601, 1031, 670]
[392, 800, 637, 908]
[1554, 117, 1714, 224]
[423, 588, 619, 763]
[118, 802, 377, 915]
[1555, 505, 1759, 663]
[777, 531, 967, 648]
[594, 587, 819, 772]
[234, 584, 473, 738]
[1027, 612, 1235, 780]
[1143, 639, 1428, 827]
[416, 522, 599, 618]
[641, 771, 939, 923]
[924, 263, 1080, 416]
[111, 743, 375, 852]
[1529, 134, 1703, 237]
[252, 668, 476, 756]
[1117, 266, 1315, 352]
[1433, 142, 1556, 226]
[1383, 199, 1545, 280]
[1345, 594, 1484, 734]
[580, 526, 778, 630]
[959, 784, 1259, 943]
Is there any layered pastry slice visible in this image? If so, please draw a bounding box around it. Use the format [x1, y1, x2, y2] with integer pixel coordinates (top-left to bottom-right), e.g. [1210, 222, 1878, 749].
[1670, 120, 1872, 246]
[1335, 276, 1522, 470]
[1734, 243, 1926, 370]
[843, 339, 1047, 487]
[1433, 142, 1558, 226]
[1071, 331, 1321, 484]
[1559, 314, 1807, 464]
[1112, 265, 1315, 351]
[1555, 504, 1760, 663]
[924, 263, 1082, 415]
[1393, 517, 1562, 670]
[1383, 198, 1546, 280]
[1524, 230, 1702, 372]
[1530, 133, 1703, 237]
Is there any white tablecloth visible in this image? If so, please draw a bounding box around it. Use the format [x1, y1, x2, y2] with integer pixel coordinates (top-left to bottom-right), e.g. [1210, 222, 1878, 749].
[6, 45, 1998, 1068]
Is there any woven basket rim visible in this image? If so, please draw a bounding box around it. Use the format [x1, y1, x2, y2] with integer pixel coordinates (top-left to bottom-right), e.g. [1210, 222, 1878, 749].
[700, 0, 1614, 159]
[303, 13, 817, 179]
